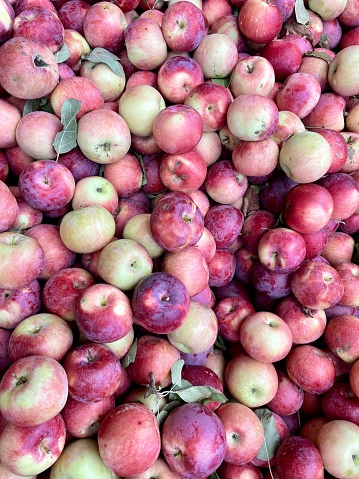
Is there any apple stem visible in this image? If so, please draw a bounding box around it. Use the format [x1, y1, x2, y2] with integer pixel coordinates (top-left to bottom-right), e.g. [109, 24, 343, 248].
[14, 374, 27, 387]
[33, 55, 50, 69]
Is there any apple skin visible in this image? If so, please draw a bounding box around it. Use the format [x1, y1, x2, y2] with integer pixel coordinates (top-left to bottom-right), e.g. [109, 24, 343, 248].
[322, 383, 359, 426]
[71, 176, 118, 215]
[161, 246, 209, 297]
[42, 267, 95, 322]
[250, 258, 292, 300]
[123, 456, 182, 479]
[49, 437, 118, 479]
[0, 37, 59, 99]
[259, 170, 297, 216]
[286, 345, 336, 394]
[61, 395, 115, 439]
[318, 172, 359, 221]
[63, 342, 124, 403]
[328, 45, 359, 97]
[152, 104, 203, 155]
[131, 271, 190, 335]
[267, 370, 304, 416]
[0, 355, 68, 427]
[275, 294, 327, 345]
[0, 232, 45, 290]
[161, 2, 207, 53]
[167, 300, 218, 355]
[50, 76, 104, 120]
[12, 6, 65, 53]
[204, 159, 248, 205]
[184, 81, 232, 132]
[217, 462, 263, 479]
[214, 296, 256, 343]
[0, 99, 21, 149]
[75, 283, 133, 343]
[18, 159, 75, 212]
[335, 262, 359, 307]
[60, 205, 116, 255]
[302, 92, 346, 132]
[98, 403, 161, 477]
[241, 210, 277, 255]
[275, 436, 324, 479]
[317, 420, 359, 479]
[161, 402, 226, 479]
[261, 38, 302, 81]
[238, 0, 283, 45]
[104, 152, 143, 199]
[180, 364, 224, 411]
[283, 184, 334, 234]
[83, 1, 127, 53]
[232, 138, 279, 178]
[0, 179, 19, 233]
[150, 191, 204, 253]
[124, 17, 167, 70]
[126, 334, 181, 388]
[225, 353, 279, 408]
[239, 311, 293, 363]
[204, 204, 244, 249]
[207, 248, 236, 288]
[58, 0, 90, 34]
[215, 402, 264, 465]
[8, 312, 73, 363]
[0, 279, 41, 330]
[257, 227, 307, 274]
[324, 314, 359, 364]
[0, 414, 66, 476]
[227, 94, 279, 142]
[123, 212, 165, 259]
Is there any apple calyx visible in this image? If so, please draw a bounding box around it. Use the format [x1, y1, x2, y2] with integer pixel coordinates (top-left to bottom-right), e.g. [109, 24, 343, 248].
[34, 55, 50, 69]
[14, 374, 28, 387]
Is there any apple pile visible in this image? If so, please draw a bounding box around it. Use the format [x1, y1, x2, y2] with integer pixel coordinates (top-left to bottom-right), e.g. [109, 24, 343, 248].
[1, 0, 359, 477]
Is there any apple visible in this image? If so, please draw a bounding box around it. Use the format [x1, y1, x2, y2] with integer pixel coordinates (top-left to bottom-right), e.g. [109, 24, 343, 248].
[322, 383, 359, 427]
[120, 456, 182, 479]
[225, 353, 279, 408]
[71, 176, 118, 215]
[279, 131, 332, 183]
[340, 132, 359, 174]
[275, 436, 324, 479]
[318, 172, 359, 221]
[83, 1, 127, 53]
[335, 262, 359, 307]
[97, 238, 153, 291]
[159, 150, 207, 194]
[104, 152, 143, 199]
[0, 36, 59, 99]
[204, 204, 244, 250]
[300, 226, 329, 260]
[75, 282, 133, 343]
[324, 314, 359, 363]
[0, 232, 45, 290]
[150, 191, 204, 253]
[250, 259, 292, 300]
[167, 300, 218, 355]
[214, 296, 256, 343]
[257, 227, 307, 274]
[321, 231, 355, 265]
[275, 294, 327, 344]
[63, 342, 124, 403]
[232, 138, 279, 178]
[0, 355, 68, 427]
[122, 212, 165, 259]
[0, 179, 18, 233]
[161, 246, 209, 297]
[0, 99, 21, 149]
[58, 0, 90, 34]
[291, 260, 344, 309]
[184, 81, 232, 132]
[193, 33, 238, 80]
[8, 312, 73, 363]
[193, 130, 222, 166]
[218, 462, 264, 479]
[98, 402, 160, 477]
[124, 17, 167, 70]
[328, 45, 359, 96]
[308, 0, 347, 20]
[239, 311, 293, 363]
[0, 0, 14, 44]
[62, 28, 91, 72]
[210, 14, 247, 53]
[230, 55, 275, 97]
[207, 248, 236, 288]
[202, 0, 232, 26]
[261, 38, 302, 81]
[79, 59, 125, 102]
[241, 210, 277, 256]
[259, 170, 297, 215]
[0, 414, 66, 476]
[283, 183, 334, 234]
[215, 401, 264, 465]
[317, 420, 359, 479]
[118, 84, 166, 138]
[152, 104, 203, 155]
[161, 402, 226, 478]
[131, 271, 190, 334]
[205, 159, 248, 205]
[302, 92, 346, 132]
[238, 0, 283, 45]
[162, 2, 208, 52]
[0, 279, 41, 329]
[49, 437, 117, 479]
[300, 416, 330, 448]
[12, 6, 65, 53]
[227, 94, 279, 142]
[267, 370, 304, 416]
[286, 345, 336, 394]
[11, 196, 43, 230]
[42, 266, 95, 322]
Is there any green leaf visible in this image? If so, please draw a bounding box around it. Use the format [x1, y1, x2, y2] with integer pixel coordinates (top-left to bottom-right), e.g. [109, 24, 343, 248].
[82, 47, 125, 77]
[54, 43, 71, 63]
[254, 408, 281, 461]
[130, 149, 147, 186]
[207, 473, 221, 479]
[52, 98, 82, 157]
[169, 385, 227, 404]
[171, 359, 185, 387]
[215, 335, 227, 352]
[304, 50, 332, 64]
[211, 77, 231, 88]
[294, 0, 310, 24]
[156, 400, 182, 427]
[121, 338, 138, 368]
[23, 98, 50, 116]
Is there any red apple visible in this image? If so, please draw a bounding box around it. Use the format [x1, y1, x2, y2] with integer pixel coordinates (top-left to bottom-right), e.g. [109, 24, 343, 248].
[238, 0, 283, 45]
[318, 172, 359, 221]
[0, 279, 41, 330]
[275, 436, 324, 479]
[205, 159, 248, 205]
[159, 150, 207, 194]
[214, 296, 256, 343]
[58, 0, 90, 34]
[267, 370, 304, 416]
